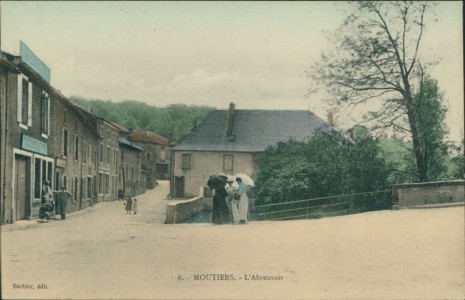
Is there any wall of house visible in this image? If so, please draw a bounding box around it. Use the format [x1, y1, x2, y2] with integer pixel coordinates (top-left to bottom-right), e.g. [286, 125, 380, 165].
[171, 151, 258, 198]
[97, 123, 119, 202]
[1, 66, 55, 222]
[53, 99, 100, 212]
[134, 141, 171, 188]
[393, 180, 464, 208]
[118, 146, 144, 197]
[0, 65, 10, 223]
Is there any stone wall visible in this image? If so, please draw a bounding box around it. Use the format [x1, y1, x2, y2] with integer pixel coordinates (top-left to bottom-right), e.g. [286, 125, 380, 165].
[165, 196, 204, 224]
[393, 180, 464, 209]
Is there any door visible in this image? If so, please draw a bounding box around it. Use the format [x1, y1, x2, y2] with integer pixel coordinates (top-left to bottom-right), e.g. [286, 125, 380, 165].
[174, 176, 184, 198]
[15, 155, 30, 220]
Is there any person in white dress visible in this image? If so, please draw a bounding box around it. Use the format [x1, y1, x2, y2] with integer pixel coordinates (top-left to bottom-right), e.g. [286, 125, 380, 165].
[235, 177, 249, 224]
[226, 180, 239, 224]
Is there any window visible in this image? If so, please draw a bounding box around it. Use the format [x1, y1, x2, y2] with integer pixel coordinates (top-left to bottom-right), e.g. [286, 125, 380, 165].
[87, 177, 92, 198]
[99, 144, 103, 163]
[83, 140, 87, 164]
[99, 173, 103, 194]
[47, 162, 52, 184]
[146, 152, 151, 160]
[40, 91, 50, 136]
[74, 135, 79, 161]
[82, 177, 86, 200]
[74, 177, 78, 201]
[88, 144, 92, 164]
[114, 149, 118, 167]
[107, 146, 110, 164]
[62, 128, 68, 157]
[105, 174, 110, 194]
[55, 172, 61, 190]
[223, 154, 234, 174]
[121, 150, 124, 162]
[63, 175, 68, 190]
[182, 154, 192, 170]
[34, 159, 41, 199]
[160, 151, 166, 162]
[17, 74, 32, 127]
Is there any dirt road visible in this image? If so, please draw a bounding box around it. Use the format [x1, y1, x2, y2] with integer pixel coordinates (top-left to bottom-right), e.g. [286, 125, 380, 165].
[1, 182, 464, 299]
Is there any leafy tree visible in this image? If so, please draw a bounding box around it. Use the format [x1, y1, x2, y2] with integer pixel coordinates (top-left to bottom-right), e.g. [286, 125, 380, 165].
[448, 139, 464, 179]
[412, 78, 448, 180]
[256, 131, 392, 211]
[310, 1, 439, 182]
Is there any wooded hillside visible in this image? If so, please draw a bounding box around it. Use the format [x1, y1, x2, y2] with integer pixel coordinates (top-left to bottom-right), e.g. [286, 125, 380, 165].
[71, 97, 215, 141]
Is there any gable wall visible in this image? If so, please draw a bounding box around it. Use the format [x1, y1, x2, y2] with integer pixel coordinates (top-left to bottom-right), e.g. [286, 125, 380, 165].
[171, 151, 258, 198]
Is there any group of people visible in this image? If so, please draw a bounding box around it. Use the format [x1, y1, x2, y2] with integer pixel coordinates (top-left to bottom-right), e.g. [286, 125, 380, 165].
[124, 196, 138, 214]
[39, 180, 72, 221]
[210, 176, 249, 225]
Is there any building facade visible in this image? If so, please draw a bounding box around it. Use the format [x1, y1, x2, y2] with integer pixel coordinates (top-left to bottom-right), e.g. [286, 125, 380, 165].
[1, 43, 147, 224]
[129, 130, 174, 188]
[118, 133, 145, 197]
[0, 50, 56, 222]
[170, 103, 332, 198]
[52, 97, 101, 212]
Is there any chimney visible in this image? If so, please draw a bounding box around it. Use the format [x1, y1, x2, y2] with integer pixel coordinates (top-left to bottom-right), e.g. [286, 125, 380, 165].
[327, 110, 336, 127]
[168, 132, 175, 142]
[227, 102, 235, 136]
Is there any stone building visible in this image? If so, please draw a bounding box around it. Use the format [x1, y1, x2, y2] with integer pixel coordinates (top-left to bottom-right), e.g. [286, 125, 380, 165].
[0, 46, 57, 222]
[170, 103, 332, 198]
[129, 130, 174, 188]
[0, 42, 147, 223]
[53, 101, 101, 211]
[117, 127, 145, 197]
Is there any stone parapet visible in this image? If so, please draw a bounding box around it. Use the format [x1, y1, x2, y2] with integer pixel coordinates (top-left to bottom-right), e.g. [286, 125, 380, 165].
[165, 197, 204, 224]
[393, 180, 464, 209]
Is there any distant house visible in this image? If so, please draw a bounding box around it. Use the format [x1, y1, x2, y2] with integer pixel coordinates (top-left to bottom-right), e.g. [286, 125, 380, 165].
[114, 126, 145, 197]
[129, 130, 175, 188]
[170, 103, 332, 198]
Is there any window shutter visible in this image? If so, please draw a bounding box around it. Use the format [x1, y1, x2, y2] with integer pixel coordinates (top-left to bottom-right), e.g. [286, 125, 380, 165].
[27, 82, 33, 126]
[17, 75, 22, 122]
[40, 92, 45, 132]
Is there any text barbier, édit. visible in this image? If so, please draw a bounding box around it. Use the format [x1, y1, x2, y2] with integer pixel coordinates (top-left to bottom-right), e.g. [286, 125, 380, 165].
[192, 274, 284, 281]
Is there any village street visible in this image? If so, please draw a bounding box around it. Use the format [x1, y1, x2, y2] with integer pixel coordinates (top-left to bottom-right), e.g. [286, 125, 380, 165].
[1, 181, 464, 300]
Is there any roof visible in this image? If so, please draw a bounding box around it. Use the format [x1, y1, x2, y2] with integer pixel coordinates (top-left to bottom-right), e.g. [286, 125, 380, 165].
[172, 109, 332, 152]
[108, 121, 129, 133]
[130, 130, 174, 146]
[118, 136, 144, 151]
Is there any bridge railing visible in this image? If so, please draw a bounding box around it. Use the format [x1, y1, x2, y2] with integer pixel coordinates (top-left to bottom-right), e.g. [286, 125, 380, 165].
[255, 190, 393, 221]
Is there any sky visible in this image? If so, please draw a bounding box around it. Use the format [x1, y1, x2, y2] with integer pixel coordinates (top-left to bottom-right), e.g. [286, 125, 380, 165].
[1, 1, 463, 142]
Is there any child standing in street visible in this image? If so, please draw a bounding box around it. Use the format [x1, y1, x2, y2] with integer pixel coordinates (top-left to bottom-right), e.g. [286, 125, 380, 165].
[132, 199, 138, 214]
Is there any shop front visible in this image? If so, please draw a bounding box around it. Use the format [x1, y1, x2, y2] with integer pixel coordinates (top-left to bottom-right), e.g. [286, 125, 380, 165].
[11, 134, 54, 221]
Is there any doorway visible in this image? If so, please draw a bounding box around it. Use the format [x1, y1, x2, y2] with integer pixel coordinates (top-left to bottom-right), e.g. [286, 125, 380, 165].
[15, 155, 31, 220]
[174, 176, 184, 198]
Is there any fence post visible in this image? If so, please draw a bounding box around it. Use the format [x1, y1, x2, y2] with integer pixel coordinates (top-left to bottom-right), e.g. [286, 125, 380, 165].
[306, 200, 309, 219]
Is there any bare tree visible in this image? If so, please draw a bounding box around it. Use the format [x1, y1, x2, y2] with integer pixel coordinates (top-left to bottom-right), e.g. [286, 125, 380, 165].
[310, 1, 437, 182]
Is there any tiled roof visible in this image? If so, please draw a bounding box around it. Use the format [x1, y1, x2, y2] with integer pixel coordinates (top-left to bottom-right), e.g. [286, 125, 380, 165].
[130, 130, 173, 146]
[107, 121, 129, 133]
[172, 109, 332, 152]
